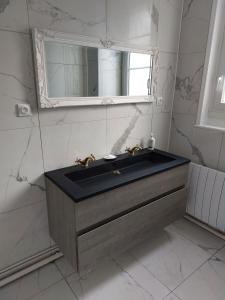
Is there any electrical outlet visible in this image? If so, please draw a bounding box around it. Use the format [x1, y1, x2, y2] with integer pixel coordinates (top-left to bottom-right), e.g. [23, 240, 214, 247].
[16, 104, 32, 117]
[156, 97, 163, 106]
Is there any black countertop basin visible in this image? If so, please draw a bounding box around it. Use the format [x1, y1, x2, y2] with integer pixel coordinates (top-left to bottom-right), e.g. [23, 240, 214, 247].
[45, 149, 190, 202]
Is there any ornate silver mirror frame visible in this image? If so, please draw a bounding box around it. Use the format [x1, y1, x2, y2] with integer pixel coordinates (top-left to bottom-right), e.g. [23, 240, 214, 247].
[32, 28, 158, 108]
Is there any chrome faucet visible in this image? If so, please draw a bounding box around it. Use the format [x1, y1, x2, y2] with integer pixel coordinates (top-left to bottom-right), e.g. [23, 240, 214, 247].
[75, 154, 96, 168]
[125, 145, 143, 156]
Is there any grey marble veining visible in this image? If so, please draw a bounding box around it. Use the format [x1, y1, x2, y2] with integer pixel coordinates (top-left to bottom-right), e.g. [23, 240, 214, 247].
[110, 114, 140, 154]
[0, 0, 183, 276]
[151, 3, 159, 33]
[28, 0, 106, 28]
[175, 64, 204, 104]
[2, 218, 225, 299]
[172, 116, 206, 165]
[110, 105, 144, 154]
[0, 0, 10, 14]
[182, 0, 195, 18]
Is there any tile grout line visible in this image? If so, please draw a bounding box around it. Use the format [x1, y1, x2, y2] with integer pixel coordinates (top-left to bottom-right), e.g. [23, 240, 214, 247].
[0, 199, 46, 216]
[26, 277, 65, 300]
[216, 132, 224, 170]
[127, 250, 174, 293]
[0, 28, 29, 35]
[171, 243, 225, 296]
[167, 0, 184, 152]
[54, 261, 79, 299]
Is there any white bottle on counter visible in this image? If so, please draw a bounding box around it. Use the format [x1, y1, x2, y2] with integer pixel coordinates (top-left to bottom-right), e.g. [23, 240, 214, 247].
[149, 133, 156, 150]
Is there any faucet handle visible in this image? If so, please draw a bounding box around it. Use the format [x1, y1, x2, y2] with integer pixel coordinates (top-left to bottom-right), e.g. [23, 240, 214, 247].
[90, 153, 96, 160]
[125, 147, 132, 154]
[75, 157, 82, 165]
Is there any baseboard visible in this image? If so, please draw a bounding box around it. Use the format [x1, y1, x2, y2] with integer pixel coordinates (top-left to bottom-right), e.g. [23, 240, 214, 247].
[0, 246, 63, 288]
[185, 214, 225, 241]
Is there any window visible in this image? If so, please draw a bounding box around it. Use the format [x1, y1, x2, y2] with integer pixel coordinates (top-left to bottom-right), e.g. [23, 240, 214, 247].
[197, 0, 225, 130]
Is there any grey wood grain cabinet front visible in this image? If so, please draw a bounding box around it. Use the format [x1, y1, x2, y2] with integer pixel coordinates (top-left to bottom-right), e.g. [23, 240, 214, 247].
[46, 164, 189, 273]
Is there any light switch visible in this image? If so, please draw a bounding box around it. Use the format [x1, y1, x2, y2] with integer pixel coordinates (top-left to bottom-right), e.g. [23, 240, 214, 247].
[16, 104, 32, 117]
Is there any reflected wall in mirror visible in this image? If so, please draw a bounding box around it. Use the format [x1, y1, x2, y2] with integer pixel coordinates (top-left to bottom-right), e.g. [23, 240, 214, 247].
[45, 42, 153, 98]
[33, 29, 158, 108]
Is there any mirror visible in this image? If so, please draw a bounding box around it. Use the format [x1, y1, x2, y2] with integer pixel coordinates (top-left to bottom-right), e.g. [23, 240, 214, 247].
[33, 29, 157, 108]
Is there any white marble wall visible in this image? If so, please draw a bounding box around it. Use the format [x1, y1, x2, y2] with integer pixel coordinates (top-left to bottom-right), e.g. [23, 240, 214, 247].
[0, 0, 183, 271]
[170, 0, 225, 172]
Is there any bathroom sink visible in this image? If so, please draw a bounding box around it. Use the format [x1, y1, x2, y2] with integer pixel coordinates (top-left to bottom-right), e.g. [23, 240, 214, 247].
[66, 151, 174, 189]
[45, 149, 190, 202]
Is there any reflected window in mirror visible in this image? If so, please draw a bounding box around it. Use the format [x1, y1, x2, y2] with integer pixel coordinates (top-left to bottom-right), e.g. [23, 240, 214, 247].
[44, 42, 154, 98]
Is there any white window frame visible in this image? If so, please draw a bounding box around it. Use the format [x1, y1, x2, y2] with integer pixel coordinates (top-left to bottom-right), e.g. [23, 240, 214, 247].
[197, 0, 225, 128]
[127, 53, 154, 96]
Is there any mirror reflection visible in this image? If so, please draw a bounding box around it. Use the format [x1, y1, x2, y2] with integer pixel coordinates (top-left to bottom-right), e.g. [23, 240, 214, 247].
[44, 41, 153, 98]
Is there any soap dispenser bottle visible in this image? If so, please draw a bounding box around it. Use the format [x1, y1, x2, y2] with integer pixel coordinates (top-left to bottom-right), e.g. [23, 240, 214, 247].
[149, 133, 156, 150]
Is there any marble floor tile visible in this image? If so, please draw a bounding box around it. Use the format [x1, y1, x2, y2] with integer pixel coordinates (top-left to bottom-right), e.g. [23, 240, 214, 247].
[128, 226, 211, 290]
[215, 246, 225, 262]
[0, 263, 62, 300]
[2, 220, 225, 300]
[55, 257, 76, 278]
[67, 258, 158, 300]
[111, 252, 170, 300]
[174, 256, 225, 300]
[30, 280, 76, 300]
[163, 292, 180, 300]
[166, 218, 225, 255]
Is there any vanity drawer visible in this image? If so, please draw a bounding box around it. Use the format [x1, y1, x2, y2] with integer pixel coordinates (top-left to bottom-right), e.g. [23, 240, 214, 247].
[75, 164, 188, 231]
[77, 188, 186, 270]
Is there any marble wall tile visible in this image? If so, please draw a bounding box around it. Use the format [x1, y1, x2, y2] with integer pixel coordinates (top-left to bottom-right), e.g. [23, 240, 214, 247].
[0, 0, 29, 33]
[0, 30, 38, 130]
[182, 0, 212, 22]
[107, 103, 153, 120]
[152, 112, 171, 151]
[179, 15, 211, 54]
[41, 120, 107, 171]
[107, 0, 159, 48]
[107, 114, 152, 155]
[191, 126, 223, 169]
[173, 53, 205, 115]
[170, 113, 195, 159]
[170, 114, 224, 168]
[156, 52, 177, 114]
[0, 201, 51, 270]
[0, 127, 45, 213]
[0, 263, 62, 300]
[0, 0, 184, 273]
[38, 106, 106, 127]
[158, 0, 183, 52]
[174, 256, 225, 300]
[180, 0, 212, 54]
[27, 0, 106, 39]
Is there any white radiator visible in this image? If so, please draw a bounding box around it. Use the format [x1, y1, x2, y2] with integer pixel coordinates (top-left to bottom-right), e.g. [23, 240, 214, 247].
[187, 163, 225, 233]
